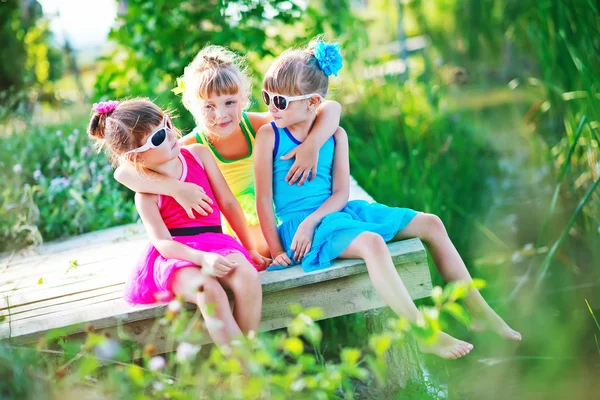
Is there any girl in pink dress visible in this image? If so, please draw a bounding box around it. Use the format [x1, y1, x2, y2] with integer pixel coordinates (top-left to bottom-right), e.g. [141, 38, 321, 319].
[88, 98, 269, 346]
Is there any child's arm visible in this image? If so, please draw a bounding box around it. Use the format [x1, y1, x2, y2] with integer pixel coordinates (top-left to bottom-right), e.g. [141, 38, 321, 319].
[254, 124, 292, 266]
[178, 132, 199, 146]
[291, 127, 350, 262]
[282, 100, 342, 185]
[114, 163, 213, 218]
[189, 144, 270, 269]
[135, 193, 234, 278]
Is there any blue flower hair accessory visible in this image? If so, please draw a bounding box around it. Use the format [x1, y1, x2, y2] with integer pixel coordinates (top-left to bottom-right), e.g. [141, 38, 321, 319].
[313, 42, 343, 77]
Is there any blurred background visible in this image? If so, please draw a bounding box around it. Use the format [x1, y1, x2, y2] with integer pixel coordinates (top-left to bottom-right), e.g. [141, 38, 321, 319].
[1, 0, 599, 398]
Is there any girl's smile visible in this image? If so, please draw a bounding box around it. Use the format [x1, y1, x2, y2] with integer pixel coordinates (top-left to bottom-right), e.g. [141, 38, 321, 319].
[200, 93, 244, 137]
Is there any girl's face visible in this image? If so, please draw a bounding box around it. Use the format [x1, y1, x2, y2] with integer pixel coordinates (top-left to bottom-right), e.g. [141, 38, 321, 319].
[198, 92, 244, 137]
[265, 90, 319, 129]
[133, 116, 180, 166]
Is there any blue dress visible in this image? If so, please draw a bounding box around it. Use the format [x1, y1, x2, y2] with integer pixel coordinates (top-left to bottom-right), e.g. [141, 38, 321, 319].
[268, 122, 417, 272]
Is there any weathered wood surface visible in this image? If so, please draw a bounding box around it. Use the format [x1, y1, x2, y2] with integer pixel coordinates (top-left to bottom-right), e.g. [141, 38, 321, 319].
[0, 177, 432, 351]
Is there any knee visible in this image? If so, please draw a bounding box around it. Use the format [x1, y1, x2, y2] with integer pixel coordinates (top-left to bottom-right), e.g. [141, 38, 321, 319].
[358, 232, 388, 256]
[422, 213, 447, 242]
[198, 277, 227, 304]
[230, 263, 262, 295]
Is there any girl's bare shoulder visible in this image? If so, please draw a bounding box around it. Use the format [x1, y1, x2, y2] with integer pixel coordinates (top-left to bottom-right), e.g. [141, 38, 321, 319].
[245, 112, 271, 130]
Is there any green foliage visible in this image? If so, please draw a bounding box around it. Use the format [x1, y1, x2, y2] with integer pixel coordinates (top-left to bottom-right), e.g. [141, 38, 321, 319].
[0, 0, 64, 121]
[94, 0, 311, 131]
[0, 118, 136, 252]
[344, 79, 497, 282]
[0, 286, 471, 398]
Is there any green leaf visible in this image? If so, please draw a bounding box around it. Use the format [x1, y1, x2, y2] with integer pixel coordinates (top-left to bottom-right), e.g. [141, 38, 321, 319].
[304, 323, 322, 346]
[68, 189, 85, 207]
[283, 337, 304, 357]
[341, 348, 361, 366]
[472, 278, 487, 290]
[369, 334, 392, 357]
[443, 302, 471, 327]
[78, 356, 99, 378]
[127, 365, 145, 387]
[304, 307, 324, 320]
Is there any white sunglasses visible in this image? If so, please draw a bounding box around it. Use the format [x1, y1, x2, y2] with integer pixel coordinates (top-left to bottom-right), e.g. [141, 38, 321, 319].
[261, 89, 322, 111]
[124, 115, 173, 155]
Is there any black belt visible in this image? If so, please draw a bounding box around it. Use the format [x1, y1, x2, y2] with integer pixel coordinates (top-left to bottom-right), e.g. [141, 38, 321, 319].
[169, 226, 223, 236]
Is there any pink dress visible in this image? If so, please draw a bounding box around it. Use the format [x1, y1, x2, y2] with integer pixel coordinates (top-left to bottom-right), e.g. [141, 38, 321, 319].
[124, 147, 255, 305]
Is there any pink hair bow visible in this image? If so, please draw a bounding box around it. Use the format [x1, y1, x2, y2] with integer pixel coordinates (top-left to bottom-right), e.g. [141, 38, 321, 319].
[92, 100, 120, 114]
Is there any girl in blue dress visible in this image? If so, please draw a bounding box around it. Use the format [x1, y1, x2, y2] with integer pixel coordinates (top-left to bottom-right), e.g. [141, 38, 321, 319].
[254, 40, 521, 359]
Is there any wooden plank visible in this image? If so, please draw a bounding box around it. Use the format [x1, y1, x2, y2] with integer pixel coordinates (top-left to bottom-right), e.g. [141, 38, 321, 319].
[6, 258, 431, 353]
[260, 239, 425, 293]
[1, 239, 429, 343]
[1, 239, 424, 323]
[0, 223, 146, 266]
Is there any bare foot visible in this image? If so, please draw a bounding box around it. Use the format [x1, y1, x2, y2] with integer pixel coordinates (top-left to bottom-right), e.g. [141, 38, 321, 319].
[471, 306, 522, 341]
[419, 332, 474, 359]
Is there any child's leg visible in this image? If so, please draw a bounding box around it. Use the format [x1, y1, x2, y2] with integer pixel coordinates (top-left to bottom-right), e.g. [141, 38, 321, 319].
[171, 267, 243, 347]
[249, 224, 271, 258]
[394, 213, 521, 341]
[218, 253, 263, 335]
[338, 232, 473, 359]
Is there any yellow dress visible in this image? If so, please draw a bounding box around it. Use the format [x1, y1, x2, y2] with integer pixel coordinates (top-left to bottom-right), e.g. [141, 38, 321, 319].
[193, 113, 261, 236]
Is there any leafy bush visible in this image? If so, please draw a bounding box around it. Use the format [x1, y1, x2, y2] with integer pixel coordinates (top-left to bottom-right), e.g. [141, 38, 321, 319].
[0, 117, 136, 252]
[0, 0, 64, 121]
[0, 282, 479, 399]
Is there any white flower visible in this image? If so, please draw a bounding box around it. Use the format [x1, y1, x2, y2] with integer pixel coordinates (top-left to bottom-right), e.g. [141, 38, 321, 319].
[33, 170, 42, 180]
[94, 338, 121, 360]
[68, 135, 76, 142]
[69, 160, 77, 169]
[291, 379, 306, 392]
[523, 243, 534, 252]
[152, 381, 165, 391]
[12, 164, 22, 174]
[81, 146, 89, 156]
[511, 252, 524, 264]
[167, 299, 182, 313]
[73, 128, 80, 135]
[56, 130, 62, 137]
[176, 342, 201, 363]
[148, 356, 166, 371]
[89, 161, 97, 170]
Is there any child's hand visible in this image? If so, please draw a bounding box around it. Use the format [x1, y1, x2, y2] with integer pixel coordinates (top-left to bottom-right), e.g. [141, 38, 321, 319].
[249, 249, 271, 271]
[201, 253, 237, 278]
[174, 182, 214, 219]
[272, 251, 292, 267]
[281, 141, 319, 186]
[291, 219, 318, 262]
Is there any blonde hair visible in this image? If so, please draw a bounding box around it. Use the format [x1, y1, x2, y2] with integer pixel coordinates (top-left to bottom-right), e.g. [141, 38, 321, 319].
[87, 98, 172, 166]
[263, 38, 330, 97]
[181, 45, 251, 123]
